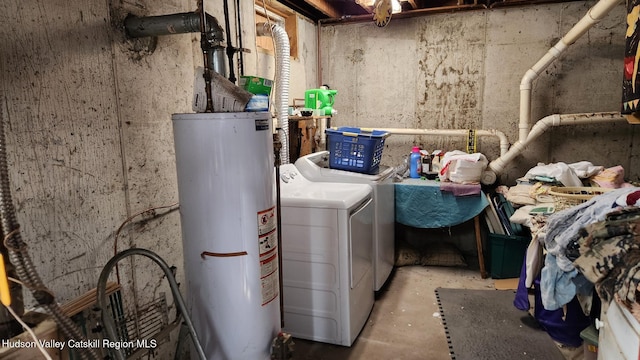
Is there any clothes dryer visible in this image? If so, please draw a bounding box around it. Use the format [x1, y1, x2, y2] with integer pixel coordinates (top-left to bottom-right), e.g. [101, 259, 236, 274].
[279, 164, 374, 346]
[295, 151, 395, 291]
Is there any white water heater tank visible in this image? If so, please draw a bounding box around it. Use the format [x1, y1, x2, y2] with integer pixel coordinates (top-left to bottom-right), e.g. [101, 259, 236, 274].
[172, 112, 280, 360]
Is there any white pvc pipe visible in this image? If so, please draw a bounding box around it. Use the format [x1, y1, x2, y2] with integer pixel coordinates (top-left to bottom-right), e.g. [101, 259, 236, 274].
[518, 0, 622, 143]
[257, 23, 291, 164]
[368, 127, 510, 156]
[519, 44, 566, 142]
[563, 0, 623, 43]
[317, 118, 327, 149]
[489, 112, 626, 176]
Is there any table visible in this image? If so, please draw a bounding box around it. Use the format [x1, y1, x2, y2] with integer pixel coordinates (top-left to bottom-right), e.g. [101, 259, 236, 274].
[287, 117, 317, 161]
[394, 178, 490, 278]
[287, 115, 332, 161]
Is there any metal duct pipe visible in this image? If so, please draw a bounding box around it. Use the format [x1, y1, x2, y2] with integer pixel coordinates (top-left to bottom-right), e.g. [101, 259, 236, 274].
[97, 248, 206, 360]
[489, 112, 626, 177]
[370, 128, 510, 156]
[518, 0, 622, 142]
[124, 12, 227, 76]
[257, 22, 291, 164]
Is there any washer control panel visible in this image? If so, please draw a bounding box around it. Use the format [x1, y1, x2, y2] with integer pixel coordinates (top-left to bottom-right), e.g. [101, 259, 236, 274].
[279, 164, 302, 184]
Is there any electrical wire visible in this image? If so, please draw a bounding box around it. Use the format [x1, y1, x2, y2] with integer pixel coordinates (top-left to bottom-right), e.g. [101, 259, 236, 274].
[0, 113, 99, 360]
[4, 303, 53, 360]
[112, 202, 179, 284]
[3, 228, 98, 360]
[8, 276, 22, 285]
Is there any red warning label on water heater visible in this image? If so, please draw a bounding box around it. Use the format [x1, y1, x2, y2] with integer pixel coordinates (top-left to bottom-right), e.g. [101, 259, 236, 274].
[257, 207, 278, 306]
[258, 207, 277, 238]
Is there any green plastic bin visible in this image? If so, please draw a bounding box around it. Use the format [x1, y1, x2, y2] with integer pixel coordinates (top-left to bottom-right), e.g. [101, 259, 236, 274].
[488, 233, 530, 279]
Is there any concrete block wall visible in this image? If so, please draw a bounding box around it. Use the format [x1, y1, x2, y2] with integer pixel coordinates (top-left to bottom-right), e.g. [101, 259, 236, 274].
[0, 0, 316, 356]
[1, 0, 636, 356]
[320, 1, 638, 184]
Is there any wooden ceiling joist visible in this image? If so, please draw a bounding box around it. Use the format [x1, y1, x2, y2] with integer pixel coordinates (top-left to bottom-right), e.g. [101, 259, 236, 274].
[304, 0, 343, 17]
[406, 0, 419, 9]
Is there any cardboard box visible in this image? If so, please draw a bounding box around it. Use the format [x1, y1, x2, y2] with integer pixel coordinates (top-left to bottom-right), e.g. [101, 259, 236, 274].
[239, 76, 273, 95]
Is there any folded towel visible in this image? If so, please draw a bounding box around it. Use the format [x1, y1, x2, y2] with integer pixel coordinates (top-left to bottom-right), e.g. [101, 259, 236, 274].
[439, 182, 481, 196]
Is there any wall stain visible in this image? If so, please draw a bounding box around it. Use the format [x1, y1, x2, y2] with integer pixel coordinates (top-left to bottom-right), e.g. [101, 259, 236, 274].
[348, 49, 364, 64]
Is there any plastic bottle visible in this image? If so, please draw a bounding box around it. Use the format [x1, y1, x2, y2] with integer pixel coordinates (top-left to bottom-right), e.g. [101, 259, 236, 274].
[410, 146, 421, 178]
[421, 152, 431, 175]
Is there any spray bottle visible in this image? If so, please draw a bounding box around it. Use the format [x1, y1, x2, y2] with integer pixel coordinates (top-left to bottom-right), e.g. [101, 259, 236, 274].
[410, 146, 421, 178]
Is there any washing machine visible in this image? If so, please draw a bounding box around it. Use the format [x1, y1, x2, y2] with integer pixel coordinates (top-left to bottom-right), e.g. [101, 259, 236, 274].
[295, 151, 395, 291]
[279, 163, 374, 346]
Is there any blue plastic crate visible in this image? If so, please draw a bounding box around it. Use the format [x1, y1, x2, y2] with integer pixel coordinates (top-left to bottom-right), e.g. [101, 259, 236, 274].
[325, 127, 389, 174]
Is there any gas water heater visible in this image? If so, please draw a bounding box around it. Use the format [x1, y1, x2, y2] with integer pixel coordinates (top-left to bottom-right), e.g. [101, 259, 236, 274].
[172, 112, 280, 360]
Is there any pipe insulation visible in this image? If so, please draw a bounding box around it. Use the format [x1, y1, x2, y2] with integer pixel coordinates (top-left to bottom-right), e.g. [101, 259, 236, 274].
[489, 112, 626, 176]
[371, 128, 510, 156]
[518, 0, 622, 143]
[257, 22, 291, 164]
[125, 12, 227, 77]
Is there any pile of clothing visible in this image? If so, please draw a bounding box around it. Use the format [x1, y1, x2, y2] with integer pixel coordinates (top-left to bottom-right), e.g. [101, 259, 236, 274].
[573, 204, 640, 315]
[500, 161, 640, 315]
[537, 187, 640, 314]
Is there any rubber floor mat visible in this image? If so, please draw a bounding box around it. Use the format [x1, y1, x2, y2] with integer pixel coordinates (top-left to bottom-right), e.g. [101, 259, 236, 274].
[435, 288, 565, 360]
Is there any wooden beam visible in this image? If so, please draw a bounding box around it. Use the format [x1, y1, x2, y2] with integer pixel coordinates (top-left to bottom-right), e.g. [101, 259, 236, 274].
[405, 0, 419, 9]
[355, 0, 375, 12]
[303, 0, 343, 17]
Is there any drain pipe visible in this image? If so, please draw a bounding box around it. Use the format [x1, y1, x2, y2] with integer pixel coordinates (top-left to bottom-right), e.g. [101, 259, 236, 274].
[370, 128, 510, 156]
[518, 0, 622, 142]
[489, 112, 626, 177]
[124, 12, 227, 77]
[257, 23, 291, 164]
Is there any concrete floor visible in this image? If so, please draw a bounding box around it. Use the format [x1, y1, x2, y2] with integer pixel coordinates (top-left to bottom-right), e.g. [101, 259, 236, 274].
[290, 266, 494, 360]
[290, 265, 583, 360]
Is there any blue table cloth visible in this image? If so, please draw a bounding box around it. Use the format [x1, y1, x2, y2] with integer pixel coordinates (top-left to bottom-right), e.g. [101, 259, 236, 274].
[394, 178, 489, 228]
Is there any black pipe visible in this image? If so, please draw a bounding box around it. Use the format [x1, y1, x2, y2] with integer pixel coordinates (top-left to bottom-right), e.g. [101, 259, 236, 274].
[222, 0, 237, 83]
[235, 0, 245, 76]
[273, 133, 284, 328]
[124, 12, 226, 77]
[124, 12, 223, 40]
[198, 4, 214, 112]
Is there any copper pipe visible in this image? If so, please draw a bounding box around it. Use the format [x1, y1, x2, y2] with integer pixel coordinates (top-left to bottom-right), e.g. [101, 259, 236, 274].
[200, 251, 249, 259]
